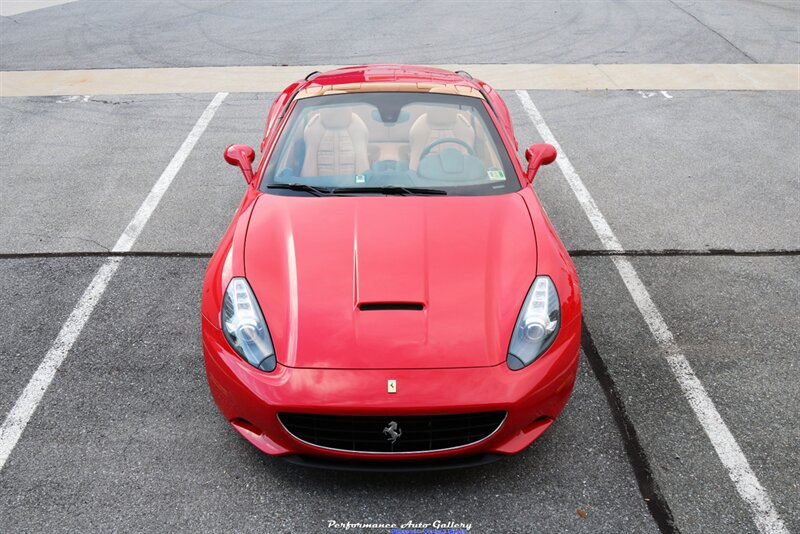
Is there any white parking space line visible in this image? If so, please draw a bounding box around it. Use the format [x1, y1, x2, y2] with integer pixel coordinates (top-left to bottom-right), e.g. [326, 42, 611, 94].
[113, 92, 228, 253]
[516, 90, 788, 534]
[0, 92, 228, 471]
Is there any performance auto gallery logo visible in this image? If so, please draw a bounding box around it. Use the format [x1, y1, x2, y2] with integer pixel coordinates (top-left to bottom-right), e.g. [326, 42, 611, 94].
[326, 519, 472, 533]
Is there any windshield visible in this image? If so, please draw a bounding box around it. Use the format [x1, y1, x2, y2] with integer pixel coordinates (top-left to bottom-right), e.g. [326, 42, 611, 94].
[261, 92, 520, 196]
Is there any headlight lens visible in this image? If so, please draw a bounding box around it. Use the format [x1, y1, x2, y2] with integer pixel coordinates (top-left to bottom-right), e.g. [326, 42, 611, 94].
[507, 276, 560, 370]
[221, 277, 276, 372]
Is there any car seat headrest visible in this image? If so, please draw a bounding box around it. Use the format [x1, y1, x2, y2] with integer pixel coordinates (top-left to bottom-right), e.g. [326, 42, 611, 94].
[320, 108, 353, 129]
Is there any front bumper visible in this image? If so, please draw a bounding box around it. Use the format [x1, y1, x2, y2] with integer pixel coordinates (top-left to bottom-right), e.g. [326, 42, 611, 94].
[202, 314, 580, 463]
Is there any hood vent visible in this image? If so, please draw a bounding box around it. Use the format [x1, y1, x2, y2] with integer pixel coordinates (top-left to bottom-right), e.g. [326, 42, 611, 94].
[359, 302, 424, 311]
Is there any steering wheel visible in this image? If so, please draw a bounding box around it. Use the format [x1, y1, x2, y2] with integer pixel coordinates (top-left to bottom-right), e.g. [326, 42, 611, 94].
[418, 137, 475, 162]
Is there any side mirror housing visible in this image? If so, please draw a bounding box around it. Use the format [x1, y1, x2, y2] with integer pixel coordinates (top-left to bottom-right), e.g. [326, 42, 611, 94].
[224, 144, 256, 184]
[524, 143, 557, 184]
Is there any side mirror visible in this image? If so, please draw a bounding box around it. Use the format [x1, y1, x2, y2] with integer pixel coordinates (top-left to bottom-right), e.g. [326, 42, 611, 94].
[224, 144, 256, 184]
[524, 143, 557, 184]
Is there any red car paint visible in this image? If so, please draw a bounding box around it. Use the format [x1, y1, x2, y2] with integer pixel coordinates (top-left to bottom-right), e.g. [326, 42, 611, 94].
[203, 65, 581, 464]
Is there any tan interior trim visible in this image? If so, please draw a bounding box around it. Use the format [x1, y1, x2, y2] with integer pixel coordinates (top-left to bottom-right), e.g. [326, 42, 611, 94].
[294, 82, 486, 100]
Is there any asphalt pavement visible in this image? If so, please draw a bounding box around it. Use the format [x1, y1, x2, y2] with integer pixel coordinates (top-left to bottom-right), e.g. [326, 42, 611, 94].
[1, 0, 788, 70]
[1, 1, 798, 533]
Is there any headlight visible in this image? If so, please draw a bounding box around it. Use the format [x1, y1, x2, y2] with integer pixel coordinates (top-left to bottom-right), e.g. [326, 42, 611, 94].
[221, 277, 276, 372]
[507, 276, 560, 370]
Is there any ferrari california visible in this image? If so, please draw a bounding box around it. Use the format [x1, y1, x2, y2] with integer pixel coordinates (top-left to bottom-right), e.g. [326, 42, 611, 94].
[202, 65, 581, 469]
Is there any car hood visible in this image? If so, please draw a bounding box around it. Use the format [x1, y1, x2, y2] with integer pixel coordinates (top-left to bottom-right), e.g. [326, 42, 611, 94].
[244, 193, 537, 369]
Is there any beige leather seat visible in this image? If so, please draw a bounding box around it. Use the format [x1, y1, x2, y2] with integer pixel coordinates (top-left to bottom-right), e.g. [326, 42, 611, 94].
[408, 109, 476, 170]
[301, 108, 370, 177]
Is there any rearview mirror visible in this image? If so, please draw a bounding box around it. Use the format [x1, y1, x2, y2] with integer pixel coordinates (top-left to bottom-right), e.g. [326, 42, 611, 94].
[224, 144, 256, 184]
[524, 143, 557, 184]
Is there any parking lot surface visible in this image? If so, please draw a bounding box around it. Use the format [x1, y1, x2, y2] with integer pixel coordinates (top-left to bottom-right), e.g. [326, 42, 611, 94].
[1, 2, 798, 533]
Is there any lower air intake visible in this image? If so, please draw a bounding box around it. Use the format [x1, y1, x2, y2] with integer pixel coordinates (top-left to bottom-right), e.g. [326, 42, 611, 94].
[278, 411, 506, 454]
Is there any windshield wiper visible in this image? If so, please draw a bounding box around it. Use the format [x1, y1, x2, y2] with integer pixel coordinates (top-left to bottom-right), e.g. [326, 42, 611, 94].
[267, 183, 448, 196]
[330, 186, 447, 196]
[266, 183, 333, 196]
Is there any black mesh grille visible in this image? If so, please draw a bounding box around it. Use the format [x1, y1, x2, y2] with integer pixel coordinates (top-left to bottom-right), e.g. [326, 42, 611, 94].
[278, 411, 506, 453]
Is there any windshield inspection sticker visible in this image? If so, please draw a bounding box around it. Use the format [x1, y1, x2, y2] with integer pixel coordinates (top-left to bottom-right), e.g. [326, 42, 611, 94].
[355, 174, 366, 184]
[487, 169, 506, 181]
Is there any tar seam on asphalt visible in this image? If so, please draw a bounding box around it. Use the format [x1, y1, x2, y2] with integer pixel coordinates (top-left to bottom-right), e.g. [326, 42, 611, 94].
[0, 251, 216, 259]
[568, 248, 800, 257]
[581, 323, 679, 534]
[1, 249, 798, 260]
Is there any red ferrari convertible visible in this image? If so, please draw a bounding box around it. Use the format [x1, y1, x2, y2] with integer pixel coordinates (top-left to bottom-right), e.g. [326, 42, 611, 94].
[202, 65, 581, 469]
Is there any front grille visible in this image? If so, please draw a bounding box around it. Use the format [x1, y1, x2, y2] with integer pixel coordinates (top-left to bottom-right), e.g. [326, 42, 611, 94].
[278, 411, 506, 454]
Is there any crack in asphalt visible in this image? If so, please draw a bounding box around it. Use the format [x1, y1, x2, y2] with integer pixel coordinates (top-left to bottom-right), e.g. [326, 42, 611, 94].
[16, 232, 110, 253]
[667, 0, 758, 63]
